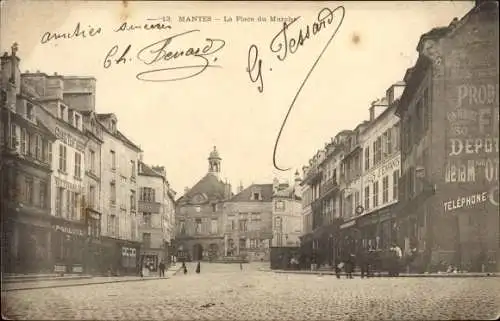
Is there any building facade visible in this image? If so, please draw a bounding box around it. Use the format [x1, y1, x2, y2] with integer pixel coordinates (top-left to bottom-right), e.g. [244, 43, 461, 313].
[1, 45, 57, 274]
[20, 69, 94, 275]
[396, 1, 499, 272]
[271, 174, 302, 248]
[298, 84, 403, 268]
[175, 146, 232, 261]
[80, 109, 103, 274]
[223, 183, 273, 261]
[340, 85, 403, 256]
[299, 132, 347, 267]
[138, 159, 176, 271]
[97, 113, 142, 274]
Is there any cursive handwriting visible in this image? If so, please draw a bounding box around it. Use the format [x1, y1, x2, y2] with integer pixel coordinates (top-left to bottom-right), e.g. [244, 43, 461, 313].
[135, 30, 225, 81]
[114, 18, 172, 32]
[102, 30, 226, 82]
[246, 45, 264, 93]
[246, 7, 345, 171]
[41, 22, 102, 44]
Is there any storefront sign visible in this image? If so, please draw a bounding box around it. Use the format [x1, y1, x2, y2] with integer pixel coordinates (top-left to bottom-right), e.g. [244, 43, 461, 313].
[340, 220, 356, 229]
[53, 224, 84, 236]
[122, 247, 136, 257]
[364, 156, 400, 184]
[87, 211, 100, 221]
[55, 177, 83, 192]
[55, 127, 85, 151]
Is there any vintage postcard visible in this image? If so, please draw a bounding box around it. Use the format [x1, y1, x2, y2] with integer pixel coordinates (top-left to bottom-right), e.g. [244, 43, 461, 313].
[1, 0, 499, 320]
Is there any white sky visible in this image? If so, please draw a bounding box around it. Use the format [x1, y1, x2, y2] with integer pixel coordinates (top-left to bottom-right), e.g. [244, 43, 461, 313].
[0, 0, 474, 194]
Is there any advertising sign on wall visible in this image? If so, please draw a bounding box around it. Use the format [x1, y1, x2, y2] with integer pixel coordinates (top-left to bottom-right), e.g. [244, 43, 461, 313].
[444, 57, 499, 210]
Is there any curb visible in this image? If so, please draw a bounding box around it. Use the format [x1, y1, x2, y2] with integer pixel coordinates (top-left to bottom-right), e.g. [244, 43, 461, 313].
[2, 277, 168, 292]
[271, 270, 499, 278]
[3, 266, 185, 292]
[3, 276, 93, 284]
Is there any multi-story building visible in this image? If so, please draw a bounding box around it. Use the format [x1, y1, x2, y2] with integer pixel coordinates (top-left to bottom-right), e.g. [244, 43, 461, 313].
[175, 146, 232, 261]
[340, 84, 403, 254]
[299, 131, 351, 267]
[80, 108, 103, 274]
[20, 70, 93, 275]
[271, 174, 302, 248]
[223, 183, 273, 261]
[97, 113, 142, 274]
[1, 45, 57, 274]
[138, 159, 176, 271]
[396, 1, 499, 272]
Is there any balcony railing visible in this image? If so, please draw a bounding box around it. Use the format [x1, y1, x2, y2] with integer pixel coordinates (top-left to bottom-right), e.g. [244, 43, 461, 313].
[138, 200, 161, 213]
[320, 179, 339, 197]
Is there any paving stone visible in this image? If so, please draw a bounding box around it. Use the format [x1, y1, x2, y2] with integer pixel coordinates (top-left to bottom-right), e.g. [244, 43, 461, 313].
[2, 263, 499, 320]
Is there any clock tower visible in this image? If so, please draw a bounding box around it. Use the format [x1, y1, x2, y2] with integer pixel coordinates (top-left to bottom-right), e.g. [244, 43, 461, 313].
[208, 146, 222, 179]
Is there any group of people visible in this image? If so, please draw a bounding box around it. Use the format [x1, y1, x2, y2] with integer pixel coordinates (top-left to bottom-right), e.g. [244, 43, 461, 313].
[138, 260, 168, 277]
[181, 261, 201, 275]
[332, 243, 406, 278]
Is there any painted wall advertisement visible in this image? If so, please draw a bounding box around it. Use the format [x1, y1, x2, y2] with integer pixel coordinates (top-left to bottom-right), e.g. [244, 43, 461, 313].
[444, 80, 499, 212]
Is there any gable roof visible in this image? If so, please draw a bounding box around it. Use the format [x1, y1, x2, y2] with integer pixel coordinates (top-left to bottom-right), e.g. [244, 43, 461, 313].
[228, 184, 273, 202]
[139, 161, 163, 178]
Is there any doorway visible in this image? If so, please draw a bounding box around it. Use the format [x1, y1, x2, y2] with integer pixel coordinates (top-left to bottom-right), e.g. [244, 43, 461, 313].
[192, 244, 204, 261]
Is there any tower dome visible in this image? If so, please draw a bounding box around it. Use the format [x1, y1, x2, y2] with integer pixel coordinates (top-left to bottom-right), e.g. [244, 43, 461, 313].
[208, 146, 222, 178]
[209, 146, 221, 160]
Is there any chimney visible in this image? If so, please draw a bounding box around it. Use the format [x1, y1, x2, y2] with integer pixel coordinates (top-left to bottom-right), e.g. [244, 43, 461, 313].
[369, 98, 389, 121]
[238, 181, 244, 193]
[294, 170, 301, 184]
[184, 187, 189, 195]
[369, 104, 376, 121]
[272, 177, 280, 193]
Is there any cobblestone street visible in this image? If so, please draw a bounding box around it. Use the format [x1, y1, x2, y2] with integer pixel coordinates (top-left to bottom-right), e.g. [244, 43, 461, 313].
[2, 263, 499, 320]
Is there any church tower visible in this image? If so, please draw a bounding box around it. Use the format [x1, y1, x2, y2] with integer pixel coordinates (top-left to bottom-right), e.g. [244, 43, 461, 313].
[208, 146, 222, 179]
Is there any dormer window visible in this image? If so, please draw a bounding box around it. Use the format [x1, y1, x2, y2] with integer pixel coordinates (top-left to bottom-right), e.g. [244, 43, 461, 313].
[68, 109, 74, 125]
[59, 104, 66, 120]
[75, 114, 81, 130]
[110, 119, 116, 132]
[26, 102, 34, 121]
[252, 192, 262, 201]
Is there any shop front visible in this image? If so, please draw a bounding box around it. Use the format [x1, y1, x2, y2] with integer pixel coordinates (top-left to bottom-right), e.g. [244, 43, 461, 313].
[141, 251, 159, 275]
[101, 236, 141, 276]
[338, 218, 360, 258]
[50, 218, 86, 274]
[83, 208, 102, 275]
[2, 208, 53, 274]
[357, 204, 398, 251]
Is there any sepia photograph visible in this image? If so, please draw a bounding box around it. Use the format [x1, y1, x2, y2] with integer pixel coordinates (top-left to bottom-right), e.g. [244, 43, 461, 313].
[0, 0, 499, 320]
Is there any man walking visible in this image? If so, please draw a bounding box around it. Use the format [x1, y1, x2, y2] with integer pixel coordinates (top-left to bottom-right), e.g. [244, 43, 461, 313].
[159, 261, 165, 277]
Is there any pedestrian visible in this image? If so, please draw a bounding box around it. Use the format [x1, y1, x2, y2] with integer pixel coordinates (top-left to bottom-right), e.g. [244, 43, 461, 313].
[240, 262, 243, 271]
[159, 261, 165, 277]
[182, 261, 187, 274]
[138, 262, 144, 278]
[196, 261, 201, 274]
[358, 248, 369, 279]
[334, 260, 342, 279]
[345, 253, 355, 279]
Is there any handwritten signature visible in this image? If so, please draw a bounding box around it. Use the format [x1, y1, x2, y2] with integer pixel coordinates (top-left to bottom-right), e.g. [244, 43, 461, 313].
[246, 6, 346, 171]
[104, 29, 226, 82]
